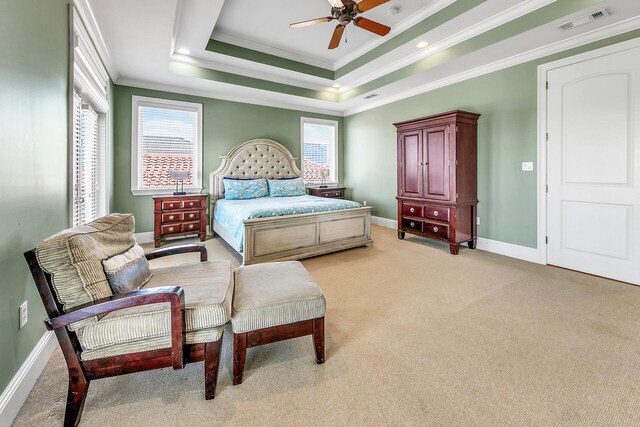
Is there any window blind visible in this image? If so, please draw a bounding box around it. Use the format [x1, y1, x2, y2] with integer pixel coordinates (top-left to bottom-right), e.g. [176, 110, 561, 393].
[72, 92, 99, 227]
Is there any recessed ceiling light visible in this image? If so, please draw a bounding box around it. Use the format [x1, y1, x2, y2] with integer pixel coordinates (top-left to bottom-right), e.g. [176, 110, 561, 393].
[416, 41, 429, 49]
[332, 84, 341, 88]
[176, 48, 191, 55]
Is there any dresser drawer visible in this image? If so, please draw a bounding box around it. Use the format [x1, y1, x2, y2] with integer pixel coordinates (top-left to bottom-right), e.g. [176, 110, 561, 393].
[161, 200, 182, 210]
[161, 223, 181, 235]
[182, 199, 200, 209]
[403, 204, 423, 217]
[424, 206, 450, 222]
[422, 221, 448, 239]
[162, 212, 182, 223]
[182, 221, 199, 233]
[182, 211, 200, 221]
[402, 218, 423, 232]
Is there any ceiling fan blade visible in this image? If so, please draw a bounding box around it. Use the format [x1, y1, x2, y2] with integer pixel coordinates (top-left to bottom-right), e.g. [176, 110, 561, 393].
[354, 0, 390, 13]
[327, 0, 345, 8]
[290, 17, 333, 29]
[353, 17, 391, 36]
[328, 25, 345, 49]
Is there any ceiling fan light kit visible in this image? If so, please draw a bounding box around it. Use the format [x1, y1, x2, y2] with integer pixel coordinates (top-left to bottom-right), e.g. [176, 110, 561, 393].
[290, 0, 392, 49]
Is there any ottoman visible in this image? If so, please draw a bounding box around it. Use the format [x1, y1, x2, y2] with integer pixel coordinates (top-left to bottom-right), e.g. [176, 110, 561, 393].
[231, 261, 326, 385]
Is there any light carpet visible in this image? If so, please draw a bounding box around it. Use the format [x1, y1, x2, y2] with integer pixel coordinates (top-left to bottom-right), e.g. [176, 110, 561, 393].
[13, 226, 640, 426]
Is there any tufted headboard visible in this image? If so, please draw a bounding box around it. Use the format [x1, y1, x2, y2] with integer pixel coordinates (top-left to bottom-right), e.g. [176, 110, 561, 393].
[209, 139, 303, 203]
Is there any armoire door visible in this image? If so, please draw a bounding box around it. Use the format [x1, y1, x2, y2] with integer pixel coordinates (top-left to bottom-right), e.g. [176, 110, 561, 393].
[547, 43, 640, 285]
[423, 125, 450, 200]
[399, 130, 423, 197]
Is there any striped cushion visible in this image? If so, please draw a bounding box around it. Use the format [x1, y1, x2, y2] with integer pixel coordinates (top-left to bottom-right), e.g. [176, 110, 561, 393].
[78, 261, 233, 351]
[35, 214, 136, 330]
[231, 261, 325, 334]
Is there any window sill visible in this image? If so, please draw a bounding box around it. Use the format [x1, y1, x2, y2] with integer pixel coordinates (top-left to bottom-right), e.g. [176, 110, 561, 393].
[131, 187, 203, 196]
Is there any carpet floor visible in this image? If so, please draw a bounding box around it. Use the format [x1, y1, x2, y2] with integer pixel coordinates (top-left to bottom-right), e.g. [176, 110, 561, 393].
[13, 225, 640, 426]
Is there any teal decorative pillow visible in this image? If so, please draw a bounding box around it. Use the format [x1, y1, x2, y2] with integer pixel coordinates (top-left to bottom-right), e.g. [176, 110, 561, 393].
[268, 177, 306, 197]
[224, 178, 269, 199]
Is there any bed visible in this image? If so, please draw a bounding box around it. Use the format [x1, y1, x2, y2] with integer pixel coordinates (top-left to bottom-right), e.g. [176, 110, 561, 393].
[209, 139, 373, 265]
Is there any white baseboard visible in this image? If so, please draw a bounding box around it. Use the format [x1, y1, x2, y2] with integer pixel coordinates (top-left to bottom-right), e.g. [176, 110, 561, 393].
[371, 215, 543, 264]
[0, 331, 56, 427]
[135, 226, 211, 245]
[371, 215, 396, 229]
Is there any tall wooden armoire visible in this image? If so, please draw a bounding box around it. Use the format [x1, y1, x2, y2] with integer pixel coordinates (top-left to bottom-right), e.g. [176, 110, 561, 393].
[394, 110, 480, 255]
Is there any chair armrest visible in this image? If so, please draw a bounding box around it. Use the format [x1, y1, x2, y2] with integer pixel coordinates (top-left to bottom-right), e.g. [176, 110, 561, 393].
[46, 286, 185, 370]
[145, 244, 207, 262]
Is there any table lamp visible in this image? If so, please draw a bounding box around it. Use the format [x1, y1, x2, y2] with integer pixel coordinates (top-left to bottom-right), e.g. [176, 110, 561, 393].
[171, 170, 189, 195]
[320, 169, 329, 188]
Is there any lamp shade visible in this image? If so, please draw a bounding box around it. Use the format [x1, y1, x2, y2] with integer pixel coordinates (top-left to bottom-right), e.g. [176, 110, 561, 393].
[171, 170, 189, 180]
[320, 169, 330, 178]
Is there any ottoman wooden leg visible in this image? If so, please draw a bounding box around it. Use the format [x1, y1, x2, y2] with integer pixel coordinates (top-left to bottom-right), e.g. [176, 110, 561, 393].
[312, 317, 325, 364]
[233, 333, 247, 385]
[204, 337, 223, 400]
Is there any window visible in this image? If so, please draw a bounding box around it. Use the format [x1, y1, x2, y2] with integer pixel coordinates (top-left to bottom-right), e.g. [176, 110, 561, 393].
[71, 8, 110, 226]
[131, 96, 203, 195]
[301, 118, 338, 183]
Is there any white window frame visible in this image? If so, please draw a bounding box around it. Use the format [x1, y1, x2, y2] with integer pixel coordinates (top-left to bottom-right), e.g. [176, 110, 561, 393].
[70, 7, 110, 227]
[130, 96, 203, 196]
[300, 117, 339, 185]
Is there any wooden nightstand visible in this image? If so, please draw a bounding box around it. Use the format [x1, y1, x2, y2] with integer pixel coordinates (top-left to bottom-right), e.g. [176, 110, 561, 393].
[307, 186, 346, 199]
[153, 194, 208, 247]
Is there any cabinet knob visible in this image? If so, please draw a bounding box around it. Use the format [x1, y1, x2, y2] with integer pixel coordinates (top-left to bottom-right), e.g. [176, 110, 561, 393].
[409, 207, 415, 213]
[189, 224, 194, 229]
[434, 211, 439, 216]
[410, 222, 415, 227]
[188, 202, 194, 206]
[169, 204, 174, 207]
[433, 227, 439, 232]
[169, 215, 174, 220]
[189, 214, 194, 218]
[168, 227, 174, 232]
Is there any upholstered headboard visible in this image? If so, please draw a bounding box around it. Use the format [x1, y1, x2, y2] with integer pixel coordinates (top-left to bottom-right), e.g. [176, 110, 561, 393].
[209, 139, 302, 203]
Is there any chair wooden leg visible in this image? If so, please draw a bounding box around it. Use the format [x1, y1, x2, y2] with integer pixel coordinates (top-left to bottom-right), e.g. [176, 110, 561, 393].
[64, 374, 90, 427]
[204, 337, 223, 400]
[233, 333, 247, 385]
[312, 317, 325, 364]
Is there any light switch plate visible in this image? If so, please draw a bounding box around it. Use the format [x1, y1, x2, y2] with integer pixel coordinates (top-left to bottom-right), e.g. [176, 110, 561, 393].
[522, 162, 534, 172]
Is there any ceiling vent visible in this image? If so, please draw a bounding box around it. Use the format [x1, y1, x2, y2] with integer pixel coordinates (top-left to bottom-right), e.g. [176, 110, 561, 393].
[364, 93, 380, 99]
[558, 8, 610, 31]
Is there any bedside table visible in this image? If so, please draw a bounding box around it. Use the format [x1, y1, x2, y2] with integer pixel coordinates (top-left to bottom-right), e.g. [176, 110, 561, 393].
[307, 186, 346, 199]
[153, 194, 208, 247]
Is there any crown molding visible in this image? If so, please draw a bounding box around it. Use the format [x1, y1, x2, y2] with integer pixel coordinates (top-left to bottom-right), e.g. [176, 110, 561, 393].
[343, 15, 640, 116]
[73, 0, 119, 81]
[333, 0, 456, 70]
[116, 77, 345, 117]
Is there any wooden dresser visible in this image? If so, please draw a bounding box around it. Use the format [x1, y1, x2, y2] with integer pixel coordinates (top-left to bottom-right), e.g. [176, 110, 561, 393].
[307, 186, 346, 199]
[394, 110, 480, 254]
[153, 194, 208, 247]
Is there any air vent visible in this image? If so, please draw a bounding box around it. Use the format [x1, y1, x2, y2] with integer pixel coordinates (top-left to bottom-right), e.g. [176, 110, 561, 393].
[364, 93, 380, 99]
[558, 8, 610, 31]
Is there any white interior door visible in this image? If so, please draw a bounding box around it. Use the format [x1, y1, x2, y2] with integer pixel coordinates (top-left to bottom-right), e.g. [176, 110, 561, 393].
[547, 45, 640, 285]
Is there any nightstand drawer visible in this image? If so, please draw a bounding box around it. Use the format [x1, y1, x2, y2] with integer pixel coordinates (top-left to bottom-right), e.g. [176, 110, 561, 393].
[161, 223, 181, 235]
[308, 187, 346, 199]
[424, 206, 449, 222]
[182, 211, 200, 221]
[402, 218, 423, 232]
[162, 200, 182, 210]
[422, 221, 448, 239]
[182, 199, 200, 209]
[162, 212, 182, 223]
[182, 221, 199, 232]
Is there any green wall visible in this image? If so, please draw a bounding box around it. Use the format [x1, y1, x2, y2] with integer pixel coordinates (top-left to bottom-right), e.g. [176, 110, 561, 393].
[112, 85, 344, 232]
[0, 0, 69, 393]
[344, 30, 640, 249]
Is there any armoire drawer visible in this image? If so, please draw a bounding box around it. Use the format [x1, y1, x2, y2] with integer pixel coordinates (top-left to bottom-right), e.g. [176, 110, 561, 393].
[402, 218, 423, 232]
[424, 206, 450, 222]
[422, 221, 448, 240]
[403, 204, 423, 217]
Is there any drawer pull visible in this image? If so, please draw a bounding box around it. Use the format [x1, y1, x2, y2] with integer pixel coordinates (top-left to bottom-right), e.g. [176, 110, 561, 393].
[189, 214, 194, 218]
[169, 203, 174, 208]
[433, 227, 439, 232]
[433, 211, 439, 216]
[410, 222, 415, 227]
[187, 202, 194, 207]
[188, 224, 194, 229]
[410, 207, 415, 213]
[168, 215, 174, 220]
[168, 227, 175, 232]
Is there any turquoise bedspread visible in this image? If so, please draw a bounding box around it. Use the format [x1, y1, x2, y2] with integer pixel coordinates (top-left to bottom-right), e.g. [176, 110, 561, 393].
[213, 195, 362, 252]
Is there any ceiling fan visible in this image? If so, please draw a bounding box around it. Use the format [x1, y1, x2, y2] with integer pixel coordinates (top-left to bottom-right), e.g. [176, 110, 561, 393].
[290, 0, 392, 49]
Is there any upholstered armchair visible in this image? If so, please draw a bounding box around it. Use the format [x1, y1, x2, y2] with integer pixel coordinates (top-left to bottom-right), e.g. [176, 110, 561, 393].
[24, 214, 233, 427]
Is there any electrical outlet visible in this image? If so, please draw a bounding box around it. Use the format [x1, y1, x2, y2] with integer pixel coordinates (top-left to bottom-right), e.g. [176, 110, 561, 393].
[363, 200, 367, 206]
[19, 301, 28, 329]
[522, 162, 534, 172]
[476, 216, 480, 225]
